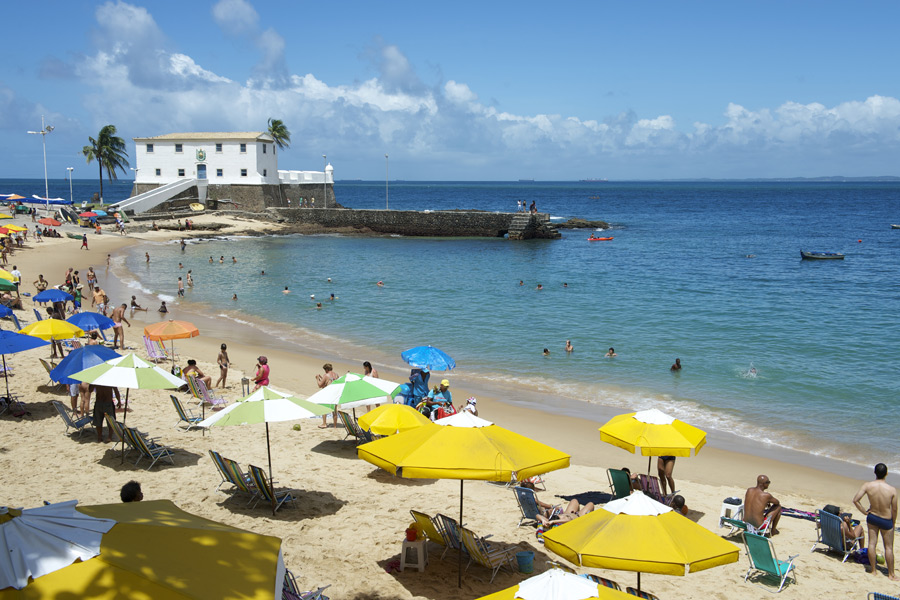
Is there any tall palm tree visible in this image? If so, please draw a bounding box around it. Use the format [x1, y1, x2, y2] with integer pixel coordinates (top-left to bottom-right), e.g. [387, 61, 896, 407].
[82, 125, 130, 202]
[267, 118, 291, 152]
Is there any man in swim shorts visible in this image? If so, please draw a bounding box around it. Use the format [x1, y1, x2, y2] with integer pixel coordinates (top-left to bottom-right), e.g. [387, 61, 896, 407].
[744, 474, 782, 535]
[111, 303, 131, 350]
[853, 463, 898, 580]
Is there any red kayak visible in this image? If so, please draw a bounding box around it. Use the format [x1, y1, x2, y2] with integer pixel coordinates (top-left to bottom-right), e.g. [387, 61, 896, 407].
[588, 236, 614, 241]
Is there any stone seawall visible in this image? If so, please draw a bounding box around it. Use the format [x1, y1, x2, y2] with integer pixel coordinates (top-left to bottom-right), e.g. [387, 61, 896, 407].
[268, 208, 560, 239]
[130, 182, 337, 213]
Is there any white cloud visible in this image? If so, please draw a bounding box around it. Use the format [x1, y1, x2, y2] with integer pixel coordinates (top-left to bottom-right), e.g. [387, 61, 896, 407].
[212, 0, 259, 36]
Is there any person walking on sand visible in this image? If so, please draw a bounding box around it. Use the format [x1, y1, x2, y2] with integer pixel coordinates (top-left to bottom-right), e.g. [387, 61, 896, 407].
[81, 233, 88, 250]
[316, 363, 340, 428]
[111, 304, 131, 350]
[215, 343, 230, 389]
[853, 463, 898, 580]
[744, 475, 782, 535]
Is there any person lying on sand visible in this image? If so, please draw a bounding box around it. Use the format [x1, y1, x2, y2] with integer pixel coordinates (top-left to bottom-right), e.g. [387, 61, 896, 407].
[537, 499, 594, 526]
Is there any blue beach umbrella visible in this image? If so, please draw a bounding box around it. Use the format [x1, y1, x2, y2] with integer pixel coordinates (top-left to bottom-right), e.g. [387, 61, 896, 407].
[400, 345, 456, 371]
[93, 210, 107, 217]
[67, 312, 115, 332]
[33, 289, 73, 304]
[0, 330, 49, 401]
[50, 345, 122, 385]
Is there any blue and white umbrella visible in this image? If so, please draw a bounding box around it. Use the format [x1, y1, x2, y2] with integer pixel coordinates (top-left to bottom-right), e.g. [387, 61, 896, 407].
[400, 345, 456, 371]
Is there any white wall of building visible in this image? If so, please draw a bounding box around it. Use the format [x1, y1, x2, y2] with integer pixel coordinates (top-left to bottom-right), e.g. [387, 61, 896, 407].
[133, 135, 279, 186]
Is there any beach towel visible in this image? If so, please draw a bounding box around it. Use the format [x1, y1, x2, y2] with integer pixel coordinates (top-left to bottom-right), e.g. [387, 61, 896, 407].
[557, 491, 614, 506]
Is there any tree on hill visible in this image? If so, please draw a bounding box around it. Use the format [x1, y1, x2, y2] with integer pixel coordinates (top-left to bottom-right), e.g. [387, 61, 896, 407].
[267, 118, 291, 152]
[82, 125, 129, 202]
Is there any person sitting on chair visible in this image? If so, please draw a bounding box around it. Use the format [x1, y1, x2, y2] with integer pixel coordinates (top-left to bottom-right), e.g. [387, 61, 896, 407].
[744, 474, 782, 535]
[183, 359, 212, 389]
[422, 379, 452, 420]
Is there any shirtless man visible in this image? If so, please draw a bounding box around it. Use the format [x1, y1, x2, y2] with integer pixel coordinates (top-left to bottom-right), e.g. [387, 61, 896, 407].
[111, 304, 131, 350]
[91, 287, 104, 313]
[853, 463, 898, 580]
[744, 475, 782, 535]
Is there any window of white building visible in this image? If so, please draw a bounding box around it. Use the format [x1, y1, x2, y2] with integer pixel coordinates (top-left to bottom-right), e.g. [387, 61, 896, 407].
[175, 144, 183, 153]
[217, 168, 223, 177]
[178, 168, 185, 177]
[146, 143, 154, 153]
[215, 143, 222, 153]
[263, 169, 267, 176]
[240, 143, 247, 153]
[155, 168, 161, 176]
[241, 168, 247, 177]
[262, 144, 267, 154]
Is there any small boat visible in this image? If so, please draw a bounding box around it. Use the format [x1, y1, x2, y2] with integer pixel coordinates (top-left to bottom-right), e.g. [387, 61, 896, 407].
[892, 224, 900, 229]
[800, 251, 844, 260]
[190, 203, 205, 212]
[588, 236, 614, 242]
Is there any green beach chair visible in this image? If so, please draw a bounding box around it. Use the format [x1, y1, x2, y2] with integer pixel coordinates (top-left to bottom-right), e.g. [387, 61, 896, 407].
[742, 531, 798, 593]
[607, 468, 632, 500]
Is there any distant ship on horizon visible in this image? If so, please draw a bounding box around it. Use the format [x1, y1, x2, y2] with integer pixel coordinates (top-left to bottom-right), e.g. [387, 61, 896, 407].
[580, 178, 609, 182]
[518, 179, 535, 182]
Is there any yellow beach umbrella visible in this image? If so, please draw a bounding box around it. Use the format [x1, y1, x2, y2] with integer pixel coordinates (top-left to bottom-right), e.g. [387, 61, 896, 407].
[0, 269, 14, 282]
[543, 491, 739, 594]
[599, 408, 706, 472]
[0, 214, 13, 220]
[4, 224, 27, 232]
[359, 411, 570, 586]
[0, 499, 285, 599]
[19, 319, 84, 341]
[476, 568, 633, 600]
[357, 403, 431, 435]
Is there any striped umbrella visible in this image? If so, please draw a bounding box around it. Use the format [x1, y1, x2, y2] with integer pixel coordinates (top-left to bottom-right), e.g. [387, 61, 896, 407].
[197, 386, 330, 511]
[69, 353, 186, 463]
[305, 372, 401, 410]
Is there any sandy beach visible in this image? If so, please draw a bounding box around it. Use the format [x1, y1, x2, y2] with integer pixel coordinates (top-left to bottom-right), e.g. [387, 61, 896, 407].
[2, 213, 897, 599]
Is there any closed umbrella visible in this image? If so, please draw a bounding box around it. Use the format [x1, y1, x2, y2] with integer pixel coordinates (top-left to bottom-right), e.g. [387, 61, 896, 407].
[542, 492, 740, 594]
[143, 319, 199, 369]
[69, 353, 186, 463]
[598, 408, 706, 473]
[0, 330, 49, 401]
[198, 386, 330, 513]
[0, 499, 286, 599]
[358, 412, 570, 586]
[357, 403, 431, 436]
[476, 568, 633, 600]
[400, 344, 456, 371]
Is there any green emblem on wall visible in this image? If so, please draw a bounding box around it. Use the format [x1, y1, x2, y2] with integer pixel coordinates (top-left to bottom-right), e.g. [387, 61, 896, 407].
[196, 149, 207, 162]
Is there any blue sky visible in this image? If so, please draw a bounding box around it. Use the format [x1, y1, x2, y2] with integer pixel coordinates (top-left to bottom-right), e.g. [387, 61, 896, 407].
[2, 0, 900, 180]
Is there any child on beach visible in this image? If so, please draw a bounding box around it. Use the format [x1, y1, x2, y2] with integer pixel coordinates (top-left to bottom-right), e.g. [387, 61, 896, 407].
[215, 344, 230, 389]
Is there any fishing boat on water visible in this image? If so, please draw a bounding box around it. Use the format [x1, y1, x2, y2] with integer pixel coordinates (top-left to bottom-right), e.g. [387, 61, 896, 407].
[891, 224, 900, 229]
[588, 236, 614, 242]
[800, 250, 844, 260]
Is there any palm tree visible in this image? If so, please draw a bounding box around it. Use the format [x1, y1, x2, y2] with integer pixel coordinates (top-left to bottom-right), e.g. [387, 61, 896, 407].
[82, 125, 130, 202]
[267, 118, 291, 152]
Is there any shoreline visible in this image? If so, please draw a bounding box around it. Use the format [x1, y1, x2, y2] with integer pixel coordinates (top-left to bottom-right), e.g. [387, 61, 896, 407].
[96, 221, 895, 496]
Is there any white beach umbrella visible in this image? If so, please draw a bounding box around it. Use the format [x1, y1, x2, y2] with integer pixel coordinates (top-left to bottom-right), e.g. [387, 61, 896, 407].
[305, 372, 402, 410]
[0, 500, 115, 590]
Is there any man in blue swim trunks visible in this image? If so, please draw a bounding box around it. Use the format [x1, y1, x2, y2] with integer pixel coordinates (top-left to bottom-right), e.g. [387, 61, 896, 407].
[853, 463, 898, 580]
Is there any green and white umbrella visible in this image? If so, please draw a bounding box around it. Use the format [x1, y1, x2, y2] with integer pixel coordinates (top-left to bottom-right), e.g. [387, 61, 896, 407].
[69, 353, 186, 463]
[197, 386, 331, 507]
[305, 372, 402, 410]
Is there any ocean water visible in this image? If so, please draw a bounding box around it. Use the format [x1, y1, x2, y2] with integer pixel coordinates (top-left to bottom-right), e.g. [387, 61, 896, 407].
[4, 178, 899, 468]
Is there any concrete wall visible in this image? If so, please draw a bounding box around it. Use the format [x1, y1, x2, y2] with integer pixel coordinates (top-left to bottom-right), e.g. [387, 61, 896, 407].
[129, 182, 337, 213]
[271, 208, 519, 237]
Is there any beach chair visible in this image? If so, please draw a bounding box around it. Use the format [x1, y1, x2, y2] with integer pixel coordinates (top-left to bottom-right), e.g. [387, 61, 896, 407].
[585, 574, 622, 591]
[186, 375, 228, 409]
[248, 464, 295, 512]
[125, 427, 175, 470]
[39, 358, 65, 391]
[435, 513, 469, 560]
[608, 468, 632, 500]
[9, 312, 23, 330]
[638, 474, 677, 505]
[171, 395, 203, 430]
[742, 531, 798, 593]
[721, 509, 773, 538]
[105, 413, 140, 458]
[512, 485, 555, 527]
[143, 335, 167, 362]
[868, 593, 900, 600]
[283, 568, 331, 600]
[410, 510, 451, 558]
[33, 308, 43, 321]
[220, 456, 260, 505]
[51, 400, 92, 437]
[625, 588, 660, 599]
[811, 509, 862, 563]
[459, 526, 517, 583]
[337, 410, 371, 443]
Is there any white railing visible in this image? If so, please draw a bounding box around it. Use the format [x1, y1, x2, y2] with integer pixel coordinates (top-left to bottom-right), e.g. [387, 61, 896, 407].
[112, 179, 198, 214]
[278, 170, 332, 185]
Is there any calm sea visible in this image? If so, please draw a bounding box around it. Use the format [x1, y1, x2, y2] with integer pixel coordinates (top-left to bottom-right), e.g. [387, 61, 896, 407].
[4, 178, 900, 468]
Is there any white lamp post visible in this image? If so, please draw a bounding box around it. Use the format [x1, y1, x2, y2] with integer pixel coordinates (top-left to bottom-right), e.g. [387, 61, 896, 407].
[385, 154, 389, 210]
[322, 154, 326, 208]
[66, 167, 74, 205]
[27, 115, 54, 211]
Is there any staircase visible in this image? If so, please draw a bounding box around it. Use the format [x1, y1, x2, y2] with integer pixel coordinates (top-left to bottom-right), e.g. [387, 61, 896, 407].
[508, 213, 561, 240]
[111, 179, 201, 215]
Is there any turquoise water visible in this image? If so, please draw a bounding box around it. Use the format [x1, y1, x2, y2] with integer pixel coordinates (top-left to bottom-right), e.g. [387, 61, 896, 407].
[4, 178, 898, 467]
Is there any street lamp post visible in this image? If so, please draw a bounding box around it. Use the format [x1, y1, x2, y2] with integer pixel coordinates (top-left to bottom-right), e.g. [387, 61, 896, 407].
[322, 154, 326, 208]
[27, 115, 54, 212]
[385, 154, 389, 210]
[66, 167, 74, 205]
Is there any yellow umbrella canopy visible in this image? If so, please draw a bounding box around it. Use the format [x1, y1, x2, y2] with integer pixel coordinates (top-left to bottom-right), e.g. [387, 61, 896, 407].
[598, 408, 706, 457]
[543, 492, 739, 592]
[19, 319, 84, 341]
[357, 403, 432, 436]
[0, 269, 14, 282]
[0, 499, 285, 599]
[3, 225, 27, 232]
[476, 568, 633, 600]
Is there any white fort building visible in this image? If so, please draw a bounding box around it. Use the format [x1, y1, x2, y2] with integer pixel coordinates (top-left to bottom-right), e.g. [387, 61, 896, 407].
[119, 131, 334, 214]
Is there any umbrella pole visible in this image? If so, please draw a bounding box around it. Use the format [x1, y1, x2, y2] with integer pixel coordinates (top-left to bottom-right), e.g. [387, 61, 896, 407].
[266, 423, 276, 516]
[171, 340, 176, 371]
[120, 389, 129, 464]
[637, 572, 641, 593]
[2, 355, 10, 402]
[648, 455, 652, 476]
[458, 479, 464, 588]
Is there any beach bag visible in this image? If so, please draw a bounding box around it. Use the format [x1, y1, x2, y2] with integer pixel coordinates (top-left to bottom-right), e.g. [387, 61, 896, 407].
[435, 405, 456, 420]
[171, 365, 182, 378]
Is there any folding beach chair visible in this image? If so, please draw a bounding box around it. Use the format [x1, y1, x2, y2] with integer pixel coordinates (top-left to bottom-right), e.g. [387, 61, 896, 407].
[638, 474, 677, 505]
[410, 509, 451, 558]
[742, 531, 798, 593]
[39, 358, 64, 391]
[868, 593, 900, 600]
[512, 485, 556, 527]
[171, 394, 203, 431]
[584, 574, 622, 591]
[459, 526, 517, 583]
[435, 513, 467, 560]
[283, 568, 331, 600]
[811, 509, 862, 563]
[607, 468, 632, 500]
[337, 410, 371, 443]
[625, 588, 660, 599]
[106, 413, 138, 458]
[248, 464, 295, 513]
[51, 400, 92, 437]
[33, 308, 44, 322]
[220, 456, 260, 505]
[125, 426, 175, 470]
[143, 335, 167, 362]
[186, 375, 228, 409]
